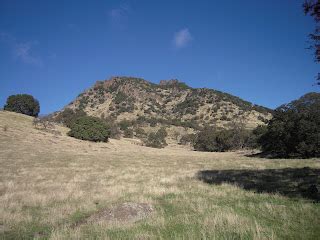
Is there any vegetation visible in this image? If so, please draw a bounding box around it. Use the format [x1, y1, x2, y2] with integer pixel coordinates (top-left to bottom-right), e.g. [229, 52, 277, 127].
[104, 118, 121, 139]
[1, 111, 319, 239]
[55, 108, 87, 127]
[258, 93, 320, 158]
[193, 122, 260, 152]
[179, 133, 196, 145]
[4, 94, 40, 117]
[68, 116, 110, 142]
[304, 0, 320, 84]
[123, 128, 134, 138]
[144, 127, 168, 148]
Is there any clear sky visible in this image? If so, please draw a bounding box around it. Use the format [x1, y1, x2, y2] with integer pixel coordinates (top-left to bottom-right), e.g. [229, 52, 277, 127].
[0, 0, 318, 114]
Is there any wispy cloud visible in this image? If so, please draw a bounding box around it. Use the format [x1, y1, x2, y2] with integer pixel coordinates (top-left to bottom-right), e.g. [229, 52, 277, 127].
[173, 28, 193, 49]
[14, 42, 42, 66]
[0, 32, 43, 66]
[108, 3, 131, 27]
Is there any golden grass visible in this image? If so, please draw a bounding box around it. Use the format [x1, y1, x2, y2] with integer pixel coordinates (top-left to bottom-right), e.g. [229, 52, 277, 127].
[0, 111, 319, 239]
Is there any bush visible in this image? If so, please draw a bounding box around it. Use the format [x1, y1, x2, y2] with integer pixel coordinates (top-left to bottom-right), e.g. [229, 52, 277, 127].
[258, 93, 320, 158]
[68, 116, 110, 142]
[179, 133, 196, 145]
[193, 125, 258, 152]
[135, 127, 146, 137]
[105, 121, 121, 139]
[123, 128, 134, 138]
[56, 108, 87, 127]
[144, 128, 168, 148]
[119, 119, 132, 131]
[4, 94, 40, 117]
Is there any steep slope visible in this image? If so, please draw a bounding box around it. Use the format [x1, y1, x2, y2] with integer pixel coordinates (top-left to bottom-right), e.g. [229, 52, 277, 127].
[62, 76, 272, 129]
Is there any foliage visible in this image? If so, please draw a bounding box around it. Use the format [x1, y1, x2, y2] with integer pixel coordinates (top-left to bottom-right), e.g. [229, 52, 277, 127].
[144, 128, 168, 148]
[304, 0, 320, 84]
[4, 94, 40, 117]
[258, 93, 320, 158]
[179, 133, 196, 145]
[56, 108, 87, 127]
[68, 116, 110, 142]
[135, 127, 146, 137]
[194, 127, 229, 152]
[123, 128, 134, 138]
[114, 91, 128, 104]
[194, 122, 260, 152]
[104, 118, 121, 139]
[119, 119, 132, 130]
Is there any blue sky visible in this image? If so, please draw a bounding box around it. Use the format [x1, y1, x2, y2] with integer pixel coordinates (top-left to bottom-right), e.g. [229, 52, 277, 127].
[0, 0, 318, 114]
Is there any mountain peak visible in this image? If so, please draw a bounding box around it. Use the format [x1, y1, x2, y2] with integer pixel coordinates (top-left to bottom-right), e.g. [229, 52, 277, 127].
[62, 76, 272, 131]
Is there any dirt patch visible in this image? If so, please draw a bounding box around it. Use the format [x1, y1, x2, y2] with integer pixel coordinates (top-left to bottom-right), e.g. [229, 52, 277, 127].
[75, 202, 153, 227]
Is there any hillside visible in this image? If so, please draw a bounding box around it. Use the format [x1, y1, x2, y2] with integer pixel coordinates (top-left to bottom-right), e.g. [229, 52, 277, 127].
[1, 111, 319, 239]
[61, 76, 272, 130]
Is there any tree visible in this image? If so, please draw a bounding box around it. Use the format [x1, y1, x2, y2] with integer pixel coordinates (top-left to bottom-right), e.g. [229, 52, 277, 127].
[258, 92, 320, 158]
[55, 108, 87, 127]
[303, 0, 320, 84]
[68, 116, 110, 142]
[193, 127, 233, 152]
[144, 128, 168, 148]
[4, 94, 40, 117]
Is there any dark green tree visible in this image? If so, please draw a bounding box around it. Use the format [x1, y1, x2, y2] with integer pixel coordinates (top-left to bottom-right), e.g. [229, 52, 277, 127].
[4, 94, 40, 117]
[303, 0, 320, 84]
[56, 108, 87, 127]
[68, 116, 110, 142]
[194, 127, 233, 152]
[144, 128, 168, 148]
[259, 93, 320, 158]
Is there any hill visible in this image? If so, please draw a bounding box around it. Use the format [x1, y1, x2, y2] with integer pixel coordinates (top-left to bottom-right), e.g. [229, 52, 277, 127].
[0, 110, 319, 239]
[59, 76, 272, 130]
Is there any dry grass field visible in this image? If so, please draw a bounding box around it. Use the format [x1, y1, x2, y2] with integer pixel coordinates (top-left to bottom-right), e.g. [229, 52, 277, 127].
[0, 111, 320, 239]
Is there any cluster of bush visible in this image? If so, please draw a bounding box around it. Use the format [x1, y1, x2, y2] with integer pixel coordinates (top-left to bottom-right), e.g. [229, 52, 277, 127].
[3, 92, 319, 158]
[144, 127, 168, 148]
[192, 125, 265, 152]
[258, 93, 320, 158]
[193, 93, 320, 158]
[56, 108, 113, 142]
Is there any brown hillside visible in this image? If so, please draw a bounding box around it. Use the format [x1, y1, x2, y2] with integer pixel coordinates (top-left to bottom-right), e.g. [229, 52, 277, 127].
[60, 76, 272, 130]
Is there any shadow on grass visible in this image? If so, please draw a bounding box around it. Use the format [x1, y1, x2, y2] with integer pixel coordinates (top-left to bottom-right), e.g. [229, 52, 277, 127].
[197, 167, 320, 202]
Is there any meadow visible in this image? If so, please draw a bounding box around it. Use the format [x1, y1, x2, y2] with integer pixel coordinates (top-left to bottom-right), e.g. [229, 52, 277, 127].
[0, 111, 319, 239]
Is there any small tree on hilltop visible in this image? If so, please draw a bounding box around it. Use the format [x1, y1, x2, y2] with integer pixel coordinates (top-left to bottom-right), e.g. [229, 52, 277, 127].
[4, 94, 40, 117]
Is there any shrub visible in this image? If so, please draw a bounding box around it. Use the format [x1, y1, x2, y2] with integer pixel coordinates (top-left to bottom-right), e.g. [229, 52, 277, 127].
[4, 94, 40, 117]
[193, 124, 258, 152]
[123, 128, 134, 138]
[258, 93, 320, 158]
[144, 128, 168, 148]
[68, 116, 110, 142]
[105, 121, 121, 139]
[3, 125, 8, 132]
[56, 108, 87, 127]
[135, 127, 146, 137]
[179, 133, 196, 145]
[119, 119, 132, 131]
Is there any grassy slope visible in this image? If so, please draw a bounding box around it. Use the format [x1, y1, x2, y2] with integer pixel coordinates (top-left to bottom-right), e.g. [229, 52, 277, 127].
[0, 111, 319, 240]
